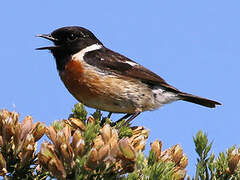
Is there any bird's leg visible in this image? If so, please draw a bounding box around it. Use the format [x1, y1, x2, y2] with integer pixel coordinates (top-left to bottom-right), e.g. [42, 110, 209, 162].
[107, 112, 112, 119]
[123, 111, 141, 126]
[100, 112, 113, 126]
[117, 114, 132, 123]
[111, 113, 132, 126]
[113, 112, 141, 126]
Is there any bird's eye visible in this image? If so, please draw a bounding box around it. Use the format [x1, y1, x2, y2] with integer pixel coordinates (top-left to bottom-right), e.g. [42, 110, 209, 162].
[67, 33, 77, 41]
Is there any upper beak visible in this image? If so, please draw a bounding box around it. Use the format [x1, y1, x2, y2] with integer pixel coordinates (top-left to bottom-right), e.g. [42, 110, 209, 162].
[36, 34, 56, 41]
[36, 34, 58, 50]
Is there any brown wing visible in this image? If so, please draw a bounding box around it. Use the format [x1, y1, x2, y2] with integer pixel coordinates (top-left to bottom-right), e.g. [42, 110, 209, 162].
[84, 47, 181, 93]
[84, 47, 221, 108]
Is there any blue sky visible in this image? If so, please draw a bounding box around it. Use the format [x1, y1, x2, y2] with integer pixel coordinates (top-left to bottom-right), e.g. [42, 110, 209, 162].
[1, 0, 239, 176]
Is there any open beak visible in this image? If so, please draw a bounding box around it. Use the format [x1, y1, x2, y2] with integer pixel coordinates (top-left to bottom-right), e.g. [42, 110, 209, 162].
[36, 34, 58, 50]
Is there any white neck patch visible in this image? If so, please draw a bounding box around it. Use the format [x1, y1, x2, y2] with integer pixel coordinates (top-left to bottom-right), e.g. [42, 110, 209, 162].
[72, 43, 103, 60]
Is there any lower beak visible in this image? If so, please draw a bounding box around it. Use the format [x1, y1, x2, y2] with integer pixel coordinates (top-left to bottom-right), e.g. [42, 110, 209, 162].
[36, 46, 57, 50]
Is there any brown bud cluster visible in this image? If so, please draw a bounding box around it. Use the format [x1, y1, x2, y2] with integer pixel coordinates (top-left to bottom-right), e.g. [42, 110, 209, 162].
[226, 147, 240, 175]
[91, 124, 149, 173]
[151, 139, 188, 180]
[0, 110, 46, 176]
[38, 118, 149, 179]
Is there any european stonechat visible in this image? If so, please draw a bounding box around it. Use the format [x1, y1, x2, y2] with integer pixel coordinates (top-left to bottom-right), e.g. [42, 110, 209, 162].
[36, 26, 221, 123]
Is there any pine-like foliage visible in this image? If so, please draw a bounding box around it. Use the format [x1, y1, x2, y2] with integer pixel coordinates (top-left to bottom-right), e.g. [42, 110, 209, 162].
[0, 104, 239, 180]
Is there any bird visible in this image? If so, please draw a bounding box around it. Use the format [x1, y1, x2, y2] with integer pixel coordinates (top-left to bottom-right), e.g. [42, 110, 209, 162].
[36, 26, 221, 124]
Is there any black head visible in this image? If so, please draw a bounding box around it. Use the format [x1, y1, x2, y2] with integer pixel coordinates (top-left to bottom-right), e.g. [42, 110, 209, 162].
[36, 26, 102, 71]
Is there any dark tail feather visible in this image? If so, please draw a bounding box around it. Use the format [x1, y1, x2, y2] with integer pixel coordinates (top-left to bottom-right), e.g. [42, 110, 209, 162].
[179, 93, 221, 108]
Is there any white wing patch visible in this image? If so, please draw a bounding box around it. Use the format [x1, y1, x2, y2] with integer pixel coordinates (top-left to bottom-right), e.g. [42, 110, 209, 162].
[125, 61, 138, 67]
[72, 43, 103, 61]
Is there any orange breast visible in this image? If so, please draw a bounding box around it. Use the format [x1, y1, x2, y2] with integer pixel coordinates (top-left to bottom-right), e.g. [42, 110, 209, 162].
[59, 59, 101, 103]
